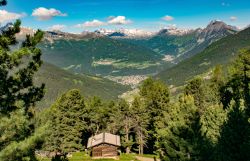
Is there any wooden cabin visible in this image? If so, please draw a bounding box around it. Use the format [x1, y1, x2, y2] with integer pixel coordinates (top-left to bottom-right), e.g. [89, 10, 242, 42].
[87, 133, 121, 159]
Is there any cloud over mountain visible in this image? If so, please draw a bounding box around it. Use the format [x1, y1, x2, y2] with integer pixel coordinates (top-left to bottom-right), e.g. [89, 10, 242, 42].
[230, 16, 237, 21]
[48, 24, 66, 31]
[32, 7, 67, 20]
[107, 16, 132, 25]
[0, 10, 26, 23]
[162, 15, 174, 21]
[75, 19, 106, 28]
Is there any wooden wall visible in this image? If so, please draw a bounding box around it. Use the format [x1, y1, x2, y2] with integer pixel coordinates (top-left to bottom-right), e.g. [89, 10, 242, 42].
[92, 144, 118, 157]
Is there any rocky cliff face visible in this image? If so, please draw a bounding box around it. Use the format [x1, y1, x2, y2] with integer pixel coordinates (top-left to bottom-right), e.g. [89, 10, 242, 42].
[197, 20, 238, 44]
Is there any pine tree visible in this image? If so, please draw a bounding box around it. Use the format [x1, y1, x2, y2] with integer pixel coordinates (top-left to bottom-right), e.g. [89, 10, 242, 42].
[0, 20, 45, 114]
[0, 5, 46, 158]
[43, 89, 87, 157]
[115, 99, 134, 154]
[215, 49, 250, 161]
[131, 96, 149, 155]
[156, 95, 201, 161]
[208, 65, 225, 104]
[85, 97, 112, 135]
[184, 78, 206, 111]
[139, 78, 170, 153]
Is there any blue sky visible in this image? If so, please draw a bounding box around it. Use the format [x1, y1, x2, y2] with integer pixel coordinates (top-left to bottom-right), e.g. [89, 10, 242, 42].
[0, 0, 250, 32]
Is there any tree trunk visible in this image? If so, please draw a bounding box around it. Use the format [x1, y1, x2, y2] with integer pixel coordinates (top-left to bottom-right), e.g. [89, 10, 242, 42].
[137, 126, 144, 155]
[140, 127, 144, 155]
[125, 116, 130, 154]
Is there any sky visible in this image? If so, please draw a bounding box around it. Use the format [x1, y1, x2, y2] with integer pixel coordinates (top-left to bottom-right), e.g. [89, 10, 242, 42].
[0, 0, 250, 33]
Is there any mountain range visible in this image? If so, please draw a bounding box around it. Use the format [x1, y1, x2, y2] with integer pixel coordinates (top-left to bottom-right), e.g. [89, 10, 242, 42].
[35, 20, 239, 78]
[10, 20, 250, 107]
[156, 25, 250, 86]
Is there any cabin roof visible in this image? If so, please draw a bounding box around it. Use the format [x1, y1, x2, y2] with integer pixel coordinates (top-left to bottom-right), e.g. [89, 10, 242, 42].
[87, 132, 121, 148]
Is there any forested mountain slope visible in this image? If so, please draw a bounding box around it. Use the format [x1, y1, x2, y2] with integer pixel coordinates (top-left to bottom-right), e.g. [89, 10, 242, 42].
[118, 21, 237, 62]
[39, 34, 166, 77]
[34, 62, 130, 108]
[156, 27, 250, 86]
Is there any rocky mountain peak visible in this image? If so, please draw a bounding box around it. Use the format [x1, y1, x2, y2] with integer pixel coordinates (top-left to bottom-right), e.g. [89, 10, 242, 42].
[197, 20, 238, 44]
[205, 20, 236, 32]
[157, 27, 193, 36]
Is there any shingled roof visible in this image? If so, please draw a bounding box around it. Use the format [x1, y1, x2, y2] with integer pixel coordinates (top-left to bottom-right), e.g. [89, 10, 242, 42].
[87, 132, 121, 148]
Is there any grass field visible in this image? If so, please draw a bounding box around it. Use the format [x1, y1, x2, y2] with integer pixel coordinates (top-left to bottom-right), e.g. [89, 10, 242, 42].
[38, 153, 140, 161]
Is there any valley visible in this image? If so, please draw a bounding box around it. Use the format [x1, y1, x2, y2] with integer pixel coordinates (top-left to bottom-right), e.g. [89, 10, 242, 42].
[12, 20, 248, 108]
[0, 18, 244, 111]
[36, 20, 240, 88]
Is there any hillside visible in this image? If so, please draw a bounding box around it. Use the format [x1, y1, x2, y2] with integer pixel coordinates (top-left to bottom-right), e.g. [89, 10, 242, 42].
[118, 21, 237, 62]
[156, 27, 250, 86]
[34, 62, 130, 108]
[39, 35, 168, 77]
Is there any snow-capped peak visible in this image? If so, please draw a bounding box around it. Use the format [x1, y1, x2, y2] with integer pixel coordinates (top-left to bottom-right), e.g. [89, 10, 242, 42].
[158, 26, 193, 36]
[95, 28, 154, 38]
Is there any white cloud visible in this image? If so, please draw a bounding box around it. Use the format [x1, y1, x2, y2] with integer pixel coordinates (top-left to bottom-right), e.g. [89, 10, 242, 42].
[0, 10, 26, 23]
[162, 15, 174, 21]
[75, 19, 105, 28]
[32, 7, 67, 20]
[230, 16, 237, 21]
[48, 24, 66, 31]
[107, 16, 132, 25]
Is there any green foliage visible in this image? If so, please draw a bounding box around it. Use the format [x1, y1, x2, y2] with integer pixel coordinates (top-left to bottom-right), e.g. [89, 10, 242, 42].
[139, 78, 170, 153]
[35, 48, 249, 161]
[40, 37, 163, 76]
[215, 105, 250, 161]
[156, 95, 201, 161]
[0, 17, 45, 160]
[200, 105, 227, 145]
[85, 96, 115, 135]
[108, 99, 134, 153]
[140, 78, 170, 118]
[0, 20, 45, 113]
[220, 49, 250, 109]
[131, 96, 149, 154]
[42, 89, 87, 154]
[214, 49, 250, 161]
[0, 124, 47, 161]
[34, 62, 130, 108]
[184, 78, 206, 110]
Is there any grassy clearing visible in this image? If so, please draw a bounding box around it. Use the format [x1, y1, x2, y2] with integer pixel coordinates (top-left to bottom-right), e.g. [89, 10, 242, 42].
[38, 153, 139, 161]
[138, 154, 159, 159]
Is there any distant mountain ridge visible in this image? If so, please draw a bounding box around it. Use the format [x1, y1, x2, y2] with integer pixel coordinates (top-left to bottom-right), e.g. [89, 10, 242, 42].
[94, 28, 154, 38]
[13, 20, 244, 87]
[156, 26, 250, 86]
[39, 35, 166, 77]
[117, 20, 238, 62]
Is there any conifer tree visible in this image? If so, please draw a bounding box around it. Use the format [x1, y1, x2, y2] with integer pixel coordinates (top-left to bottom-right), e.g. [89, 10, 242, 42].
[131, 96, 149, 155]
[115, 99, 134, 154]
[0, 20, 45, 114]
[184, 78, 206, 111]
[139, 78, 170, 153]
[156, 95, 201, 161]
[216, 49, 250, 161]
[0, 1, 46, 158]
[43, 89, 87, 157]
